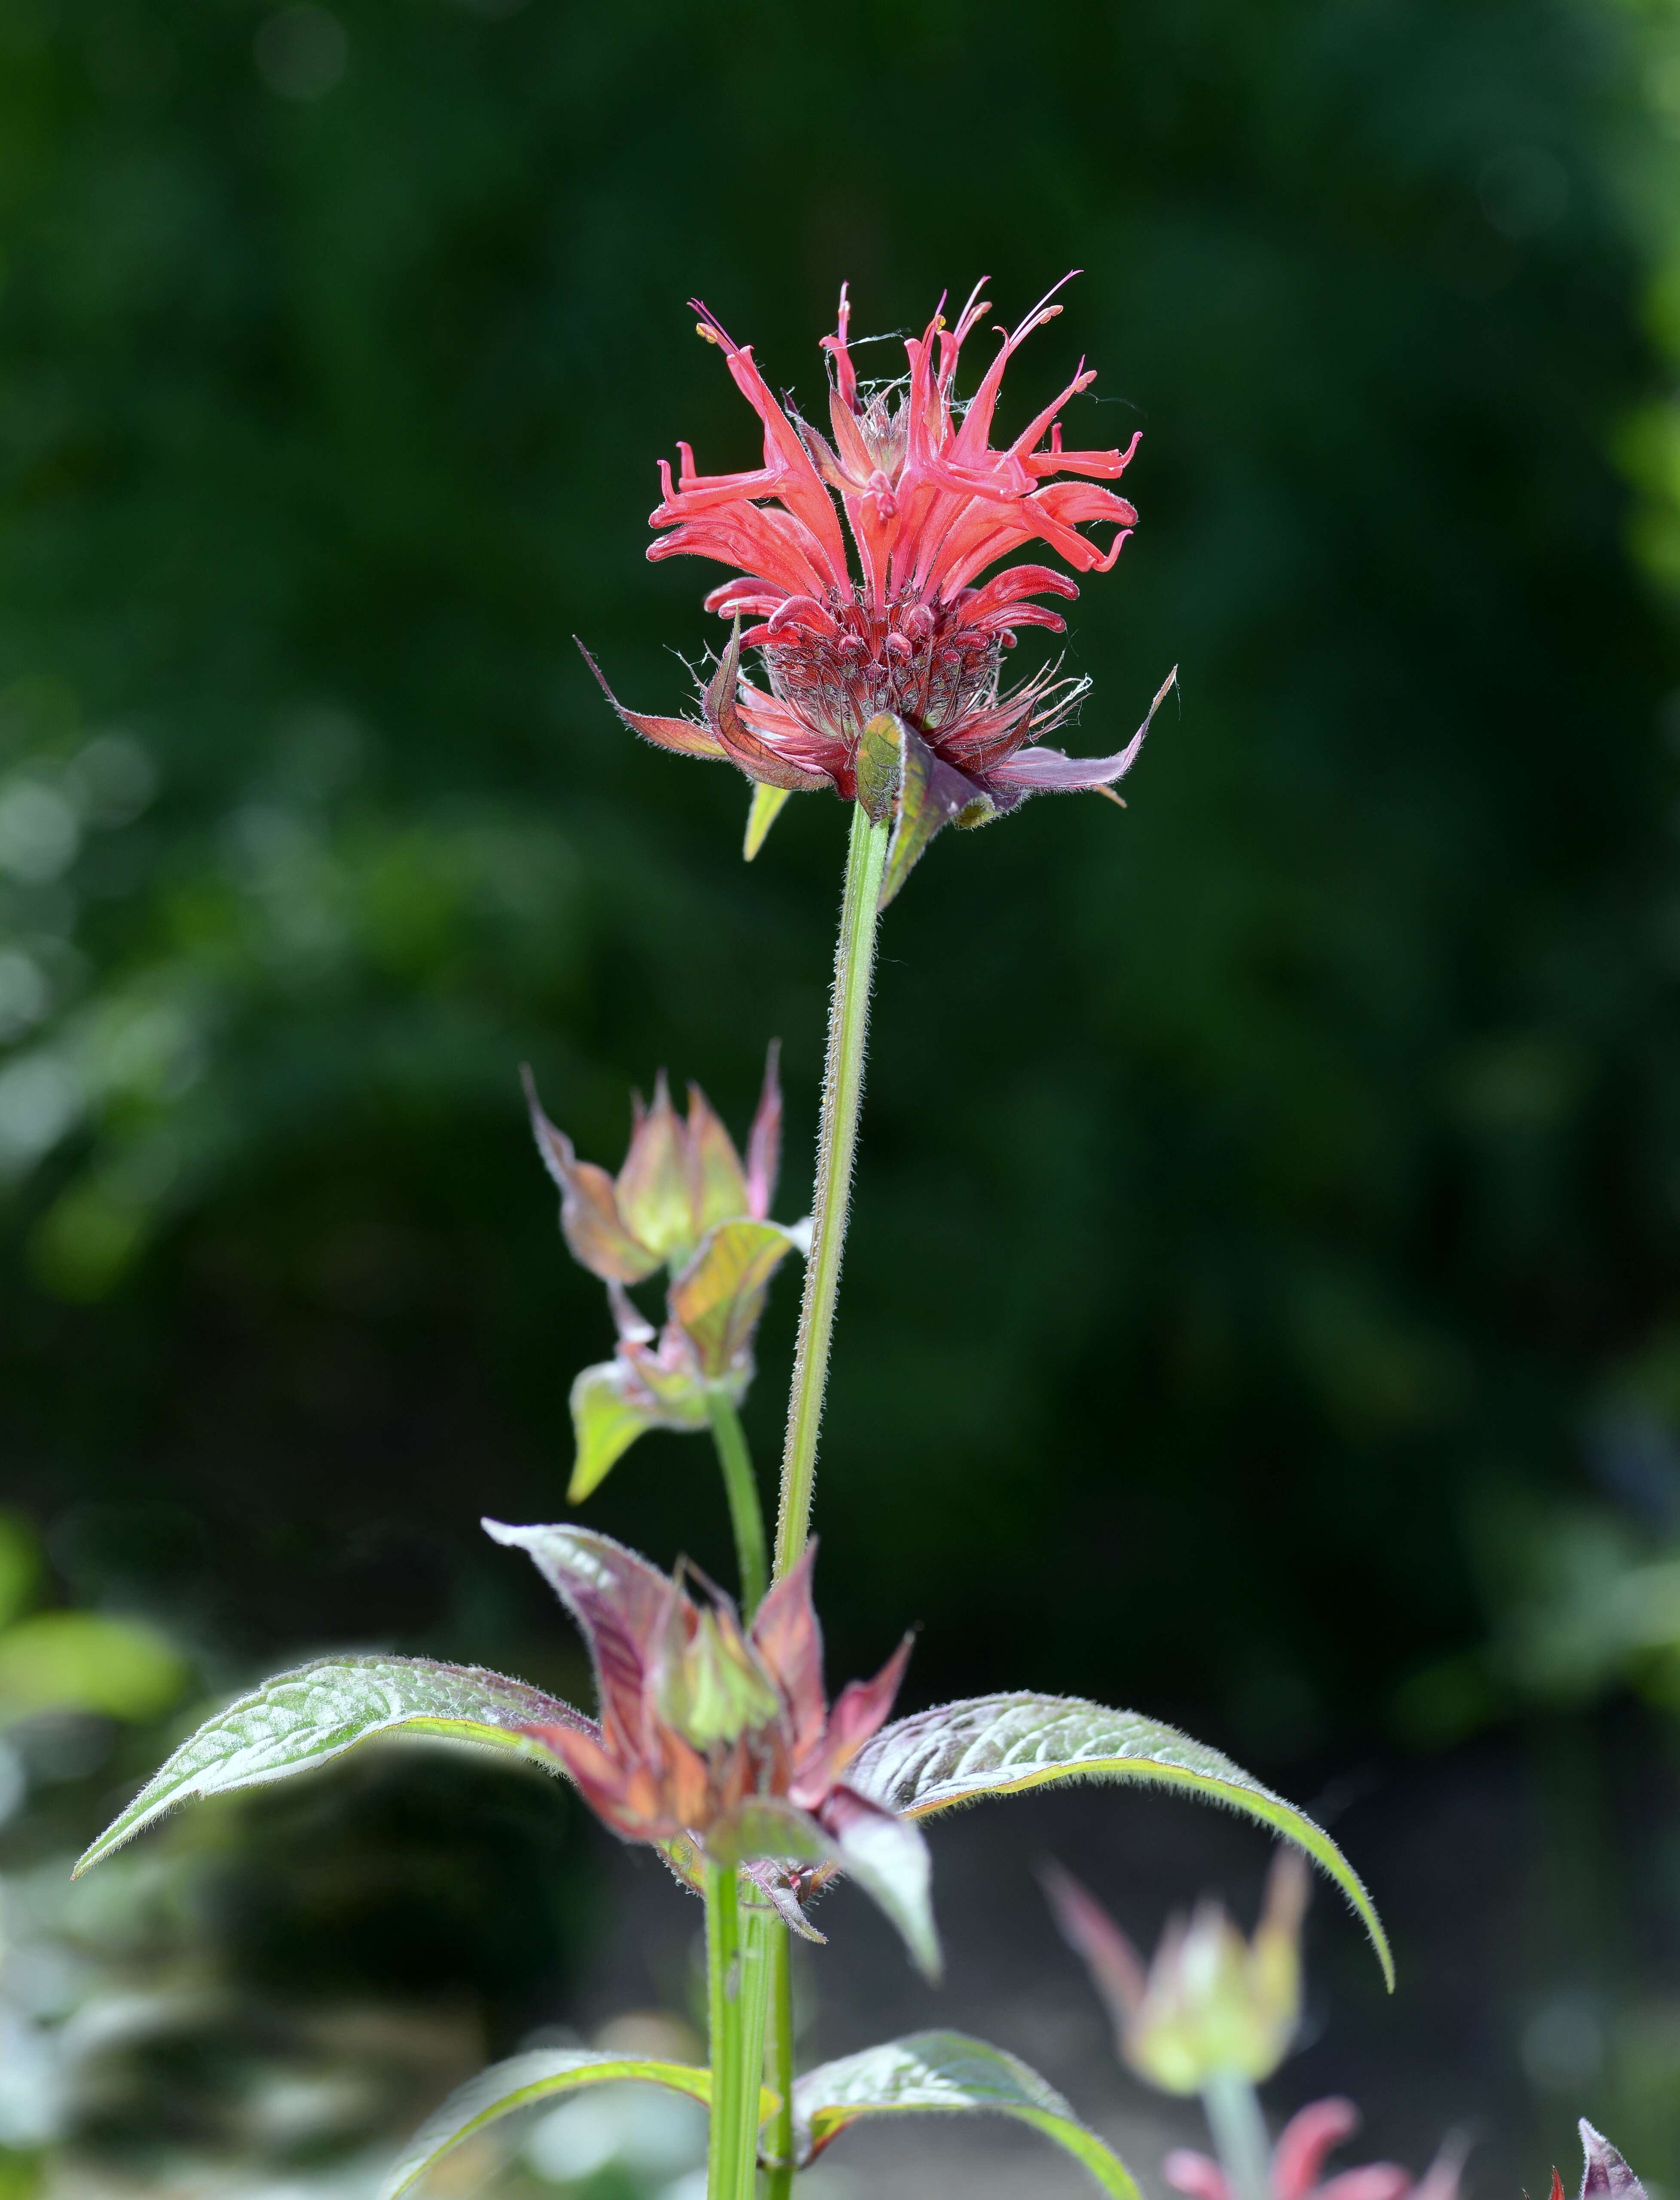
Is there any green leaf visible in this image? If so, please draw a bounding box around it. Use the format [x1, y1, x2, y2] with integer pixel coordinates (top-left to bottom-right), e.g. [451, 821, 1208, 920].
[0, 1611, 186, 1725]
[744, 781, 792, 859]
[378, 2047, 743, 2200]
[74, 1655, 594, 1876]
[848, 1692, 1394, 1990]
[668, 1218, 799, 1377]
[568, 1355, 702, 1500]
[783, 2029, 1140, 2197]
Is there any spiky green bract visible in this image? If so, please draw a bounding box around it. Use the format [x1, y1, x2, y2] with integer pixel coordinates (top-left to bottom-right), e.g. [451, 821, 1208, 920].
[377, 2049, 770, 2200]
[847, 1692, 1393, 1990]
[780, 2030, 1140, 2196]
[73, 1657, 592, 1876]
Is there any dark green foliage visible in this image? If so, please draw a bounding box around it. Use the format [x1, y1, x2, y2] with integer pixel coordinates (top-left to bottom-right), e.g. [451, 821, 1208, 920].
[0, 0, 1675, 1771]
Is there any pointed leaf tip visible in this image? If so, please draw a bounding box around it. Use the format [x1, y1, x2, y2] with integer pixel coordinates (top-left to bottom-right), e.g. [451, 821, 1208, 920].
[846, 1692, 1393, 1991]
[378, 2049, 760, 2200]
[744, 781, 792, 859]
[73, 1656, 596, 1878]
[1579, 2124, 1647, 2200]
[786, 2031, 1140, 2197]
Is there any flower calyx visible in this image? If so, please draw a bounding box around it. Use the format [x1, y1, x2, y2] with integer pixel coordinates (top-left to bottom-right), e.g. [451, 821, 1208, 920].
[523, 1046, 809, 1497]
[1043, 1846, 1308, 2095]
[483, 1521, 940, 1977]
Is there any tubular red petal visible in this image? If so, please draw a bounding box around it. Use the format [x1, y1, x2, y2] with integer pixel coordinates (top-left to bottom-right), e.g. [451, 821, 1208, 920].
[1273, 2101, 1363, 2200]
[1164, 2155, 1232, 2200]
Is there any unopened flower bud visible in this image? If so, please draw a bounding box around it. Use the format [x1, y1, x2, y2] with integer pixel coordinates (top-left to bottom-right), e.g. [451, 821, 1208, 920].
[1043, 1848, 1308, 2095]
[654, 1593, 782, 1749]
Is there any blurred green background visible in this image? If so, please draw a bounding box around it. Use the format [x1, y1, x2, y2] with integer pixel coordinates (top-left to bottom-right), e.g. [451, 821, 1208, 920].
[7, 0, 1680, 2189]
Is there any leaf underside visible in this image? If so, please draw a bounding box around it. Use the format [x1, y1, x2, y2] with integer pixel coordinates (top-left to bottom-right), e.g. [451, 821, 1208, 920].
[847, 1692, 1394, 1989]
[74, 1655, 594, 1877]
[785, 2029, 1140, 2198]
[378, 2048, 741, 2200]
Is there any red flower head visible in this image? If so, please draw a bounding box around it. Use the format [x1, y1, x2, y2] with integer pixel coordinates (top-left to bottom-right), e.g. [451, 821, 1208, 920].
[1165, 2100, 1464, 2200]
[484, 1521, 941, 1975]
[584, 277, 1174, 866]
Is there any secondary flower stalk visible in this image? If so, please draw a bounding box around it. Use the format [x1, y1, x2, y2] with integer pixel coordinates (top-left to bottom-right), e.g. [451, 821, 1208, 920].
[524, 1046, 804, 1607]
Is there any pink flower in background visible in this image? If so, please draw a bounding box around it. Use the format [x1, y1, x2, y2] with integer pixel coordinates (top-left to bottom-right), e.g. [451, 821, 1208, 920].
[1164, 2099, 1463, 2200]
[584, 278, 1173, 823]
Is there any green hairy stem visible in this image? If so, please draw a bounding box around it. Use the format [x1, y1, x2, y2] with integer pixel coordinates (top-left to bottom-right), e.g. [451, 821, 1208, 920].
[705, 1863, 769, 2200]
[1200, 2070, 1272, 2200]
[707, 1389, 768, 1616]
[763, 1918, 797, 2197]
[774, 801, 889, 1577]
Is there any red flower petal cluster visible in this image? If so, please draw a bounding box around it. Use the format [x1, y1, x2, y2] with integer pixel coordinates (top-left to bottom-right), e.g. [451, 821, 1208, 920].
[587, 277, 1167, 820]
[1165, 2100, 1463, 2200]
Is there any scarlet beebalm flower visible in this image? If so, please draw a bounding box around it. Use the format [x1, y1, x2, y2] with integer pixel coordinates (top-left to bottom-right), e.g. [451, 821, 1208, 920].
[1165, 2099, 1464, 2200]
[1044, 1848, 1308, 2094]
[584, 277, 1175, 883]
[483, 1520, 939, 1976]
[523, 1047, 808, 1497]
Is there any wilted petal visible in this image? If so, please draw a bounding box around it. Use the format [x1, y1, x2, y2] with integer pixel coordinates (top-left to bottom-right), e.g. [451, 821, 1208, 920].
[820, 1785, 941, 1982]
[744, 1040, 783, 1220]
[1272, 2101, 1362, 2200]
[1580, 2127, 1647, 2200]
[1039, 1860, 1147, 2045]
[522, 1067, 661, 1285]
[667, 1217, 799, 1378]
[617, 1072, 697, 1267]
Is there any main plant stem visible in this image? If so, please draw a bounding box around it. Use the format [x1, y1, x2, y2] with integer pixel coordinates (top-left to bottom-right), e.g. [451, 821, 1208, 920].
[1201, 2071, 1272, 2200]
[728, 802, 887, 2195]
[762, 1915, 797, 2197]
[706, 1862, 769, 2200]
[707, 1390, 768, 1616]
[774, 801, 889, 1576]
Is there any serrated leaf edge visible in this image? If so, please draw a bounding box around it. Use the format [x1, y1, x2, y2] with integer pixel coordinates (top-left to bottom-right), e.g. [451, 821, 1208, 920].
[74, 1655, 593, 1878]
[379, 2048, 768, 2200]
[784, 2028, 1140, 2198]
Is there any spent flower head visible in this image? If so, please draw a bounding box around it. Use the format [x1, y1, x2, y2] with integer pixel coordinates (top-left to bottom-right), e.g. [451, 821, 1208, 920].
[1165, 2099, 1464, 2200]
[1043, 1848, 1308, 2093]
[523, 1046, 807, 1498]
[584, 278, 1174, 877]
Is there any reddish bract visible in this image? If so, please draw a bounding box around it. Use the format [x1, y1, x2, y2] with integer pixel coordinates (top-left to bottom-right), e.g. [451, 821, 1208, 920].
[494, 1524, 910, 1859]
